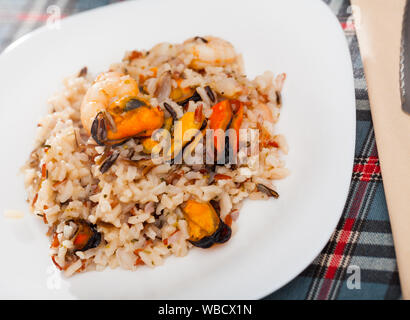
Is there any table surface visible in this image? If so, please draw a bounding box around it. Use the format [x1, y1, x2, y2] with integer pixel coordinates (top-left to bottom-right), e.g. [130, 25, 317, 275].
[0, 0, 401, 300]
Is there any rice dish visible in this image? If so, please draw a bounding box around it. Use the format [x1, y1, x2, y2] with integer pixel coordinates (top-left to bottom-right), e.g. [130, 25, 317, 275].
[23, 36, 288, 276]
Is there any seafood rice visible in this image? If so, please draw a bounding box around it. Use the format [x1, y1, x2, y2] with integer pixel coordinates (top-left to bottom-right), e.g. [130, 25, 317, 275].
[23, 36, 289, 276]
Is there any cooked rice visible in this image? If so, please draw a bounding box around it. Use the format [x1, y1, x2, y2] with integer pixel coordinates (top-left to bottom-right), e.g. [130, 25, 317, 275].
[23, 36, 289, 275]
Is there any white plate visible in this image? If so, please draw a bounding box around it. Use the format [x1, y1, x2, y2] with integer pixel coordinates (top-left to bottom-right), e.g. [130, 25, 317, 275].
[0, 0, 355, 299]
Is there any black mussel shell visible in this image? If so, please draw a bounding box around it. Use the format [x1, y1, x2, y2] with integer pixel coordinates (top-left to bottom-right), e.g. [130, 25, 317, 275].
[177, 91, 202, 106]
[91, 112, 107, 146]
[189, 218, 232, 249]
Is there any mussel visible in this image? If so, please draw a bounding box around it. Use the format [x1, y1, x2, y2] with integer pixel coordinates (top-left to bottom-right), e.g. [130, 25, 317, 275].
[165, 107, 205, 162]
[90, 98, 164, 146]
[182, 200, 231, 248]
[209, 99, 244, 164]
[72, 219, 102, 252]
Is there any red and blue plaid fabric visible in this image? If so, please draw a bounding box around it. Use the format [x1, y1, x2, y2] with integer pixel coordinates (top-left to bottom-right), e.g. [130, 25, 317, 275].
[0, 0, 400, 300]
[267, 0, 401, 300]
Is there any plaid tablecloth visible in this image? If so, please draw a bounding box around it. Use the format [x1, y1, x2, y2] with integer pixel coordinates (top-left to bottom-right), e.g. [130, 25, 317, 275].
[0, 0, 401, 300]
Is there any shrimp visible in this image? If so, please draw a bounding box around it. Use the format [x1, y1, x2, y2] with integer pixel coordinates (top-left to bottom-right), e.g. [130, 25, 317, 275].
[183, 36, 237, 69]
[80, 71, 164, 145]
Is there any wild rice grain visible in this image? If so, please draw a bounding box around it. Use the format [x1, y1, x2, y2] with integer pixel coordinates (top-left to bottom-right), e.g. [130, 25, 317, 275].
[205, 85, 216, 103]
[100, 150, 120, 174]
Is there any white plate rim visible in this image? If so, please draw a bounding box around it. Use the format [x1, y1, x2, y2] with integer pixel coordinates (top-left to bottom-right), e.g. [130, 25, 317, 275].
[0, 0, 356, 299]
